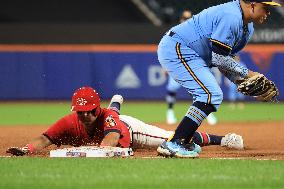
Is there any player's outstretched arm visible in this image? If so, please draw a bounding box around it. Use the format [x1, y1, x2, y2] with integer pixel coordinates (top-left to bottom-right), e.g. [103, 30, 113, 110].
[6, 135, 52, 156]
[212, 52, 279, 101]
[212, 52, 249, 82]
[100, 132, 120, 147]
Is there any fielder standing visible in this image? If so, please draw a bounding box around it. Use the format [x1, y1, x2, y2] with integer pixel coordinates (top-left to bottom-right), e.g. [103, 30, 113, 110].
[165, 9, 218, 126]
[157, 0, 280, 158]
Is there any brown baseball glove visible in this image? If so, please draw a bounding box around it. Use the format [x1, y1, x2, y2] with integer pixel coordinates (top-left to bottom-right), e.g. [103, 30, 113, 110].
[6, 147, 29, 156]
[237, 74, 279, 102]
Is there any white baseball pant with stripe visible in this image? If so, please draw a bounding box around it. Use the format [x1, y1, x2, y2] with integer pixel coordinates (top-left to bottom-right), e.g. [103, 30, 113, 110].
[119, 115, 173, 149]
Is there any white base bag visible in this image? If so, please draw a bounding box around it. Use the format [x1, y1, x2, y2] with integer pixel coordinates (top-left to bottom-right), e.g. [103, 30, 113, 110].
[50, 146, 133, 158]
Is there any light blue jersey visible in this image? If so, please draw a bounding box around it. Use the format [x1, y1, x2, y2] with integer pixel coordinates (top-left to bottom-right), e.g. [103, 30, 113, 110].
[158, 0, 254, 113]
[157, 0, 279, 156]
[169, 0, 254, 65]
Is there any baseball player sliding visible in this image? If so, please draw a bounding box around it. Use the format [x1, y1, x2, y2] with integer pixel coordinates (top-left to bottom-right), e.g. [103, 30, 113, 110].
[6, 86, 243, 156]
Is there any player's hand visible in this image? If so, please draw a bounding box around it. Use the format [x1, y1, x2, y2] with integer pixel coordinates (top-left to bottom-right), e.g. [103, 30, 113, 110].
[245, 70, 260, 79]
[237, 73, 279, 102]
[6, 147, 29, 156]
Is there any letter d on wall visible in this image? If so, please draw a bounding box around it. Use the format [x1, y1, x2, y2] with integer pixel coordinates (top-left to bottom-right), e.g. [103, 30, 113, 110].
[148, 65, 167, 86]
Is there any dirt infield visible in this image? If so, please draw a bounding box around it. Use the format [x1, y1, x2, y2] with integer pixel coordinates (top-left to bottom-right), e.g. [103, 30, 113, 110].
[1, 121, 284, 159]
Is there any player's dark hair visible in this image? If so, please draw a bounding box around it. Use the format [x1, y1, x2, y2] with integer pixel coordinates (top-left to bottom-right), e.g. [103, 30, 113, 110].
[243, 0, 253, 4]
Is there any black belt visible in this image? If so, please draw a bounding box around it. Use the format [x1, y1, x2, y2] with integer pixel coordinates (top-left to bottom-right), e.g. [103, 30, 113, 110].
[167, 31, 176, 37]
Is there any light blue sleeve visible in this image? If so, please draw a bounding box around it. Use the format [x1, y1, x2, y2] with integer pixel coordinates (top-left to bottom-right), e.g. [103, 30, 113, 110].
[210, 13, 241, 51]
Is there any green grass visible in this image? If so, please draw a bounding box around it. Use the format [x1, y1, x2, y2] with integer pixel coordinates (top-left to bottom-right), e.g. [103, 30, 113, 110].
[122, 101, 284, 123]
[0, 158, 283, 189]
[1, 102, 283, 189]
[0, 102, 70, 125]
[0, 101, 283, 125]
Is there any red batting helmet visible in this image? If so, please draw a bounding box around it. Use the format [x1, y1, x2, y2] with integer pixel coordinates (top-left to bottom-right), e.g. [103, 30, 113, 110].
[71, 86, 100, 111]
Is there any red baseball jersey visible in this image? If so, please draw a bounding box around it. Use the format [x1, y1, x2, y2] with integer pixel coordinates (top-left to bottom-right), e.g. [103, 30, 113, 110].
[43, 108, 131, 147]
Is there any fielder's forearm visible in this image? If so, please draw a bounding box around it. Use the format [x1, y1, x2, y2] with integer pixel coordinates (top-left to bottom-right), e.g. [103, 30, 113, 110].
[212, 52, 249, 82]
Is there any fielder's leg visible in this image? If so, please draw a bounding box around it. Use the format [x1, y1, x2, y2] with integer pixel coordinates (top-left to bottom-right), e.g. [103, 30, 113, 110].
[158, 39, 223, 158]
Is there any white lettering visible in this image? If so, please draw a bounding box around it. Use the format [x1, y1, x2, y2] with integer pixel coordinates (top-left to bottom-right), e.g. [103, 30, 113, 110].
[148, 65, 167, 86]
[115, 64, 141, 89]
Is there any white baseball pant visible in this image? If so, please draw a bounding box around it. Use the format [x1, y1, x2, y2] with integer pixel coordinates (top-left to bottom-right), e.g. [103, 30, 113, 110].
[119, 115, 173, 149]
